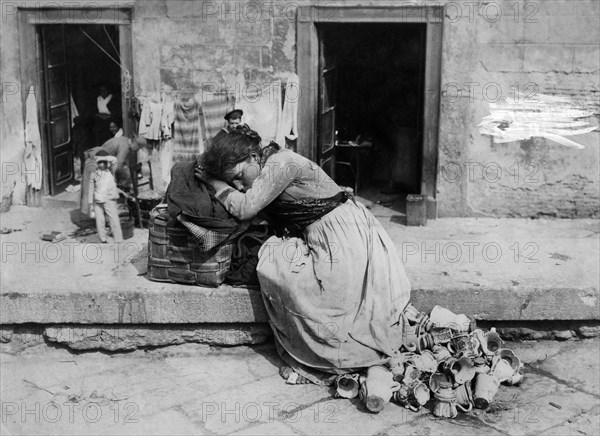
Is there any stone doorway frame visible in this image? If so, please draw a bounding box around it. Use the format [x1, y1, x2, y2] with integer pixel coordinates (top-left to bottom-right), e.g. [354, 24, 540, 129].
[17, 6, 134, 201]
[296, 4, 443, 207]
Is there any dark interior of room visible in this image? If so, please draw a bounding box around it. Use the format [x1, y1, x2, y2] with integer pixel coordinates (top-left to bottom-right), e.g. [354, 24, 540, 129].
[39, 24, 122, 195]
[318, 23, 426, 205]
[51, 25, 123, 156]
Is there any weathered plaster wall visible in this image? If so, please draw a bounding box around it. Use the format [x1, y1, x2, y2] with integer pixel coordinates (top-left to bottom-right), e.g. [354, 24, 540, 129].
[1, 0, 598, 217]
[1, 5, 28, 204]
[437, 0, 599, 217]
[132, 0, 295, 98]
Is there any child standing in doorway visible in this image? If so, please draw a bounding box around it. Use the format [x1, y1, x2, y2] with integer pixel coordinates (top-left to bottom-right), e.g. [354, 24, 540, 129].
[88, 150, 125, 243]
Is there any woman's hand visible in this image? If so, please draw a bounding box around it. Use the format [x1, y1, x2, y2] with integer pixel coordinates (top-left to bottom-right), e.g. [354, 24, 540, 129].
[194, 165, 214, 184]
[195, 166, 229, 191]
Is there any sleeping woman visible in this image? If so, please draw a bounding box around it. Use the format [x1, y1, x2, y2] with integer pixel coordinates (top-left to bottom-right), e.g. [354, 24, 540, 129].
[196, 126, 412, 384]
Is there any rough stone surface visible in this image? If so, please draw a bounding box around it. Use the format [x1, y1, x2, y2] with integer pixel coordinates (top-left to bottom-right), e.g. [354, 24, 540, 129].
[44, 324, 272, 351]
[478, 321, 600, 341]
[1, 340, 598, 435]
[578, 325, 600, 338]
[0, 321, 597, 350]
[0, 326, 14, 343]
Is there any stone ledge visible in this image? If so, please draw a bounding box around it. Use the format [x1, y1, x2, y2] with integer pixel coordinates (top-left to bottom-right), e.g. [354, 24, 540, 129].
[1, 284, 598, 325]
[44, 323, 272, 350]
[0, 323, 272, 352]
[0, 285, 268, 324]
[1, 321, 599, 352]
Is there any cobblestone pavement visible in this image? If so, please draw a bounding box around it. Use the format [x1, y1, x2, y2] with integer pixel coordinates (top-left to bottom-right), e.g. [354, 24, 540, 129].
[1, 339, 598, 435]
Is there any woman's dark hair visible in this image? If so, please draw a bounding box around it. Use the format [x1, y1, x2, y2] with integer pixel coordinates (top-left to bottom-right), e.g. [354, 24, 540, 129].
[202, 125, 262, 178]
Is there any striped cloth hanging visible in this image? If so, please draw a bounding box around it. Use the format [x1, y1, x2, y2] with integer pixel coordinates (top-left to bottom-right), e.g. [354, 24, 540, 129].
[201, 94, 235, 140]
[172, 98, 204, 162]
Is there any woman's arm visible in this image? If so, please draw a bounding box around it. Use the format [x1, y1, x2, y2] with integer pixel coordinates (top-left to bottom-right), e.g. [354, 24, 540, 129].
[213, 152, 300, 220]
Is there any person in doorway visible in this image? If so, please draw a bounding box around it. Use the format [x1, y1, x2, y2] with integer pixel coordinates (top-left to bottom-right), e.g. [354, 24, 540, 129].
[196, 125, 412, 384]
[88, 150, 124, 243]
[94, 85, 116, 146]
[109, 119, 123, 138]
[97, 85, 113, 118]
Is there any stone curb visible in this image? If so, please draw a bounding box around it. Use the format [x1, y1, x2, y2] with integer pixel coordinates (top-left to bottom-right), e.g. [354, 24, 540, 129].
[1, 284, 598, 325]
[1, 322, 598, 352]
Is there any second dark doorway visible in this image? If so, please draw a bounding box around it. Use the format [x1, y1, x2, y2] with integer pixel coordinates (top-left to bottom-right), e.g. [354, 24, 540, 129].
[318, 23, 427, 207]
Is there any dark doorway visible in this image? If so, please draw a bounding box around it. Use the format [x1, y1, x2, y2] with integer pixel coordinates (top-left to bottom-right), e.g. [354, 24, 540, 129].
[317, 23, 427, 209]
[39, 24, 122, 195]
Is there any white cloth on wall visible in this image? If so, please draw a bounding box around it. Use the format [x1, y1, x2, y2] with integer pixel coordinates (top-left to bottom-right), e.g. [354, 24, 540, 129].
[70, 94, 79, 127]
[138, 96, 162, 141]
[161, 100, 175, 139]
[138, 98, 150, 137]
[237, 81, 281, 143]
[159, 139, 173, 188]
[276, 74, 299, 146]
[24, 86, 43, 190]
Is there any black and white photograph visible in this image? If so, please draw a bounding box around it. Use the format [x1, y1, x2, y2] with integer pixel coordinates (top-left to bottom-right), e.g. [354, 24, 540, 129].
[0, 1, 599, 435]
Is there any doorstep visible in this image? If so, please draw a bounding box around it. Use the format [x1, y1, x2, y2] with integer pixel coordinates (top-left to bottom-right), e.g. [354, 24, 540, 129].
[0, 206, 598, 324]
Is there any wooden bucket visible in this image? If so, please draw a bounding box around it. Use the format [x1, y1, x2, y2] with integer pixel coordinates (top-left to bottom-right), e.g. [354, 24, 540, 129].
[118, 204, 135, 240]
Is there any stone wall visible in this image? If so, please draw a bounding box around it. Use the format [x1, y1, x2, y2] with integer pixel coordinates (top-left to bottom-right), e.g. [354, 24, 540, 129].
[437, 0, 599, 217]
[1, 0, 598, 217]
[132, 0, 295, 98]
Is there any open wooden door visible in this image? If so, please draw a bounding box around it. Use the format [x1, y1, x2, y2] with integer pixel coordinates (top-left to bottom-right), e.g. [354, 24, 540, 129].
[40, 24, 73, 195]
[317, 32, 336, 178]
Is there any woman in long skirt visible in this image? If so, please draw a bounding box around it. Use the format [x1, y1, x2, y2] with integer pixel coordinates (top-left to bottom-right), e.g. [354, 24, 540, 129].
[197, 127, 411, 383]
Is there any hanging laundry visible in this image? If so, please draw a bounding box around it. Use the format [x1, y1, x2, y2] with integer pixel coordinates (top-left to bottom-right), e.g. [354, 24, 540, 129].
[173, 97, 204, 162]
[276, 74, 299, 146]
[138, 97, 150, 136]
[161, 100, 175, 139]
[138, 95, 163, 141]
[201, 94, 235, 139]
[159, 139, 174, 187]
[238, 81, 281, 143]
[24, 86, 43, 190]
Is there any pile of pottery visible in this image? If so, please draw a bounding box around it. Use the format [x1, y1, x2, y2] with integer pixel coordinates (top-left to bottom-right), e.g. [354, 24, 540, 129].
[334, 305, 524, 417]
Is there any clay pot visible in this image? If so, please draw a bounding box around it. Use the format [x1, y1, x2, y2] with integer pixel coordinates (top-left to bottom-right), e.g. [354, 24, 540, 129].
[361, 365, 401, 413]
[498, 349, 521, 372]
[429, 306, 471, 332]
[505, 372, 524, 386]
[473, 373, 500, 409]
[402, 364, 422, 387]
[429, 372, 452, 394]
[454, 382, 474, 412]
[388, 350, 406, 381]
[433, 386, 458, 418]
[432, 345, 452, 364]
[491, 358, 514, 383]
[335, 373, 360, 399]
[485, 328, 503, 354]
[443, 356, 476, 385]
[408, 350, 438, 373]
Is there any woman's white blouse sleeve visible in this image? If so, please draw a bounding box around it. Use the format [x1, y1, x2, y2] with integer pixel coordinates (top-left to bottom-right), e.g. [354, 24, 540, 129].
[215, 152, 300, 220]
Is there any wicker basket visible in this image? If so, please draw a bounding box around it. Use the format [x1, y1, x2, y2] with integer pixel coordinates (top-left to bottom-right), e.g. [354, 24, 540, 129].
[147, 205, 233, 287]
